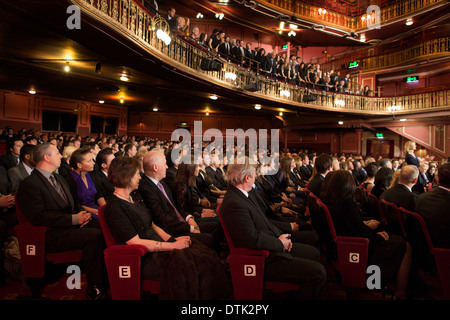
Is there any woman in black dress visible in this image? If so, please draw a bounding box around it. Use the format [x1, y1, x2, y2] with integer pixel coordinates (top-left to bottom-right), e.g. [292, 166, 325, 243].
[321, 170, 412, 299]
[103, 156, 231, 300]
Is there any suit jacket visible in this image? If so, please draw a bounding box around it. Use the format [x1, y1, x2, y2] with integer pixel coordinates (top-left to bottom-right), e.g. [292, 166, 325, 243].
[0, 153, 19, 170]
[307, 174, 324, 197]
[299, 165, 312, 181]
[7, 162, 31, 194]
[137, 174, 191, 236]
[416, 187, 450, 248]
[220, 186, 291, 258]
[90, 169, 115, 201]
[380, 184, 417, 212]
[16, 169, 80, 235]
[205, 166, 227, 190]
[0, 165, 10, 196]
[218, 42, 231, 56]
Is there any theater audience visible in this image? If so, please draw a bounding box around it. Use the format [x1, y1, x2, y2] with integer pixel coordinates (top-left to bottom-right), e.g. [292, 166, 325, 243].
[361, 162, 379, 193]
[307, 153, 332, 196]
[90, 147, 115, 202]
[16, 143, 109, 300]
[415, 163, 450, 248]
[103, 156, 231, 299]
[220, 157, 327, 299]
[321, 170, 412, 299]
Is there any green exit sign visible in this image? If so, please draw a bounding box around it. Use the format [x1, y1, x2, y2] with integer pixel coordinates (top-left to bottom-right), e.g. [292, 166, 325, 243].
[406, 76, 419, 83]
[349, 61, 359, 68]
[282, 44, 288, 50]
[376, 133, 383, 138]
[180, 122, 187, 126]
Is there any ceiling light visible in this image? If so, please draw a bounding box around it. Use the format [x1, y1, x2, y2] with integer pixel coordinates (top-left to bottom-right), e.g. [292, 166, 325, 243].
[210, 95, 218, 100]
[279, 21, 285, 30]
[206, 112, 210, 116]
[400, 118, 407, 122]
[288, 30, 296, 37]
[120, 74, 129, 81]
[29, 90, 36, 94]
[289, 24, 298, 29]
[153, 107, 158, 112]
[254, 104, 261, 110]
[215, 13, 224, 20]
[406, 18, 413, 26]
[196, 13, 204, 19]
[120, 98, 124, 104]
[361, 15, 366, 21]
[99, 100, 105, 104]
[360, 34, 366, 42]
[64, 62, 70, 72]
[335, 99, 345, 107]
[338, 121, 344, 125]
[279, 112, 283, 116]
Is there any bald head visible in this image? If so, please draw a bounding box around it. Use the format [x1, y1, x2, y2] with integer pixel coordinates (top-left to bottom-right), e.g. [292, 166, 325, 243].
[143, 151, 167, 180]
[399, 165, 419, 186]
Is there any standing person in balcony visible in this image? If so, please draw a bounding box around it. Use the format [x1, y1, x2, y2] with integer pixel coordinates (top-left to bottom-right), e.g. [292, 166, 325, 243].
[165, 7, 177, 32]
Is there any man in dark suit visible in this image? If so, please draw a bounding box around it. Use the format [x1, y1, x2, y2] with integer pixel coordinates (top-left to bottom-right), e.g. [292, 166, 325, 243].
[416, 163, 450, 248]
[16, 143, 109, 300]
[137, 151, 220, 249]
[218, 35, 231, 57]
[220, 158, 326, 299]
[307, 154, 333, 197]
[166, 7, 177, 32]
[90, 148, 115, 201]
[380, 165, 419, 212]
[7, 144, 35, 194]
[299, 153, 312, 181]
[0, 138, 23, 170]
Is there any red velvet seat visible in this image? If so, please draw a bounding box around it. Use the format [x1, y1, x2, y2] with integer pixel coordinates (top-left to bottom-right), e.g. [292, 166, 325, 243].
[399, 207, 450, 299]
[306, 190, 369, 288]
[14, 197, 83, 298]
[216, 204, 299, 300]
[97, 204, 160, 300]
[380, 199, 407, 238]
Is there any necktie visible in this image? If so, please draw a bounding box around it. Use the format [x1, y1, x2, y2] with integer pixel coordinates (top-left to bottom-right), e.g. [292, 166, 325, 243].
[50, 175, 68, 203]
[157, 182, 185, 222]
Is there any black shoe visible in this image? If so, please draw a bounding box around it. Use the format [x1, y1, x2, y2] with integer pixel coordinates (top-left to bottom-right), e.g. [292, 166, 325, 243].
[85, 285, 110, 300]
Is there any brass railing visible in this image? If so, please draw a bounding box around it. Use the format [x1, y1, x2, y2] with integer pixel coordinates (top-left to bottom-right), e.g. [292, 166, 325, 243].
[320, 37, 450, 73]
[72, 0, 450, 115]
[258, 0, 446, 31]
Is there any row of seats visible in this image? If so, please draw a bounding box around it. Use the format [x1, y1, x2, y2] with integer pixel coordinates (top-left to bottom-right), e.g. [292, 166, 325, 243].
[13, 185, 450, 299]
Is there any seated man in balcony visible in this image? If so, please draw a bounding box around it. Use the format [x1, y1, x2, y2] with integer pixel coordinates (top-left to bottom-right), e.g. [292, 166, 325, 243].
[220, 157, 327, 299]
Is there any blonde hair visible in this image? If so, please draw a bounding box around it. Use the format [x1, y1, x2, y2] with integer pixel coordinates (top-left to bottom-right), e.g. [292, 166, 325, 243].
[404, 140, 416, 153]
[62, 146, 78, 159]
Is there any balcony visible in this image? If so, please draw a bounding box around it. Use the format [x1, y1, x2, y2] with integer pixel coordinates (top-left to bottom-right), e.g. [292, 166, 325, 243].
[69, 0, 450, 116]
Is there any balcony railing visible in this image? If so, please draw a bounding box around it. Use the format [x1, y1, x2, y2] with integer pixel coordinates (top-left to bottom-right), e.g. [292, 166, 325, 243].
[258, 0, 447, 31]
[72, 0, 450, 115]
[320, 37, 450, 73]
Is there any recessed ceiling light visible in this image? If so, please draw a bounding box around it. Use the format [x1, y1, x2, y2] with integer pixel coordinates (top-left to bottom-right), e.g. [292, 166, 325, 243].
[120, 98, 124, 104]
[254, 104, 261, 110]
[279, 112, 283, 116]
[400, 118, 407, 122]
[338, 121, 344, 125]
[210, 95, 218, 100]
[153, 107, 158, 112]
[120, 75, 129, 81]
[406, 18, 413, 26]
[29, 90, 36, 94]
[64, 62, 70, 72]
[99, 100, 105, 104]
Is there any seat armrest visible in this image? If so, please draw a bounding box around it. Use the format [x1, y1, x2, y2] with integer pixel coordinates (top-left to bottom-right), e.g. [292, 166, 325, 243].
[231, 248, 270, 257]
[105, 244, 148, 256]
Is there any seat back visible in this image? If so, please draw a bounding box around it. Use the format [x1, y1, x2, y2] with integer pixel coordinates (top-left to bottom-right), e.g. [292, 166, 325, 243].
[315, 198, 369, 288]
[381, 199, 407, 238]
[400, 207, 450, 299]
[98, 204, 149, 300]
[216, 203, 267, 300]
[97, 204, 119, 247]
[14, 195, 82, 279]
